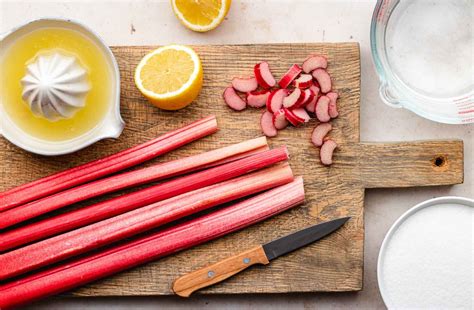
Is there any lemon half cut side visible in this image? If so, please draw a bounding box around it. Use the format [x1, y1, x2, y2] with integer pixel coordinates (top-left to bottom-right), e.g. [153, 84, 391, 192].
[134, 45, 203, 110]
[171, 0, 231, 32]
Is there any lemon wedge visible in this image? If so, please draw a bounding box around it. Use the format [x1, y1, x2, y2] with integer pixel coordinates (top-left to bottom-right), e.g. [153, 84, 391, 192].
[134, 45, 203, 110]
[171, 0, 231, 32]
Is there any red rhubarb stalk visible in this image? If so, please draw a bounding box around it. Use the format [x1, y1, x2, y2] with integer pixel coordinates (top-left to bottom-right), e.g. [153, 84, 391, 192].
[0, 116, 218, 212]
[0, 155, 292, 279]
[0, 146, 286, 252]
[0, 177, 304, 309]
[0, 137, 268, 230]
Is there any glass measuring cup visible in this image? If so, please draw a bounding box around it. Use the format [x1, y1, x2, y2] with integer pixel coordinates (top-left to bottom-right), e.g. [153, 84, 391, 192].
[371, 0, 473, 124]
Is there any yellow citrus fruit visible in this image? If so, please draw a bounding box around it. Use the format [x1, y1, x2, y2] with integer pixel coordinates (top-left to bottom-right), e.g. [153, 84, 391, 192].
[171, 0, 231, 32]
[134, 45, 203, 110]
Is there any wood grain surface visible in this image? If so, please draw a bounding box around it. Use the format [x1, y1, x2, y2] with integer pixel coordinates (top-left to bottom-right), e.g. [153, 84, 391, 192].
[0, 44, 463, 295]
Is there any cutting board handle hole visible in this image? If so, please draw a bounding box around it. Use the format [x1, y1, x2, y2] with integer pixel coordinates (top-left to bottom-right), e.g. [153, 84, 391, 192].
[432, 155, 448, 170]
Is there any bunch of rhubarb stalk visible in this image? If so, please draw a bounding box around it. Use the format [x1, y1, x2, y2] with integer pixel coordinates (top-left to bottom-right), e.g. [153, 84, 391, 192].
[0, 116, 305, 309]
[223, 55, 339, 165]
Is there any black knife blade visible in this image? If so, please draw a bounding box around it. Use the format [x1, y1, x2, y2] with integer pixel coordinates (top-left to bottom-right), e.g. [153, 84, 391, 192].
[263, 217, 351, 260]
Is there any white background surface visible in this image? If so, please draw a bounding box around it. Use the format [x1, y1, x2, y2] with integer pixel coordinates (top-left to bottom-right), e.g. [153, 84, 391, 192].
[1, 0, 472, 309]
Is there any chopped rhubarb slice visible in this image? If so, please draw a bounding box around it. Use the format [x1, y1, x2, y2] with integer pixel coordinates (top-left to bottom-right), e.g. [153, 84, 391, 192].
[260, 111, 277, 137]
[327, 92, 339, 118]
[278, 64, 302, 89]
[246, 90, 270, 108]
[231, 77, 258, 93]
[301, 89, 314, 106]
[291, 108, 310, 123]
[254, 61, 276, 89]
[223, 87, 246, 111]
[320, 139, 337, 165]
[309, 85, 320, 98]
[312, 69, 332, 93]
[311, 123, 332, 147]
[266, 89, 288, 113]
[292, 74, 313, 89]
[283, 88, 304, 108]
[283, 108, 304, 126]
[305, 85, 320, 113]
[272, 109, 289, 130]
[315, 95, 331, 122]
[302, 55, 328, 73]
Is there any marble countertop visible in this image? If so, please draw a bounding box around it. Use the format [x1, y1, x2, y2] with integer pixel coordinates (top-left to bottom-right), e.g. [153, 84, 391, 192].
[1, 0, 472, 309]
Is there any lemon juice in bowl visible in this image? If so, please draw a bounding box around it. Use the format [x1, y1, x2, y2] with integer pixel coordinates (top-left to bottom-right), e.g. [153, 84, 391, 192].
[0, 19, 123, 155]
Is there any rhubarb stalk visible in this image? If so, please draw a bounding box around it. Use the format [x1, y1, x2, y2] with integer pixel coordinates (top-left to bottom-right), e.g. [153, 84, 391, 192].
[0, 177, 304, 309]
[0, 116, 218, 212]
[0, 137, 268, 230]
[0, 155, 292, 279]
[0, 146, 286, 251]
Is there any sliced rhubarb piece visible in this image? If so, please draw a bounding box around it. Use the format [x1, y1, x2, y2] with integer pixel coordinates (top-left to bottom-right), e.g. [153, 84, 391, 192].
[315, 95, 331, 122]
[327, 92, 339, 118]
[320, 139, 337, 166]
[302, 55, 328, 73]
[312, 68, 332, 93]
[291, 108, 310, 123]
[283, 108, 304, 126]
[260, 111, 277, 137]
[283, 88, 304, 108]
[0, 177, 304, 309]
[278, 64, 302, 89]
[305, 85, 320, 113]
[246, 90, 270, 108]
[223, 87, 246, 111]
[292, 74, 313, 89]
[254, 61, 276, 89]
[301, 89, 314, 106]
[0, 151, 292, 280]
[309, 85, 320, 98]
[272, 109, 289, 130]
[231, 77, 258, 93]
[0, 116, 217, 213]
[311, 123, 332, 147]
[266, 89, 288, 113]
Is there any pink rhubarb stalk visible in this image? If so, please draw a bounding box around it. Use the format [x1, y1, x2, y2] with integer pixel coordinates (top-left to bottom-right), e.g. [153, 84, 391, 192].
[0, 137, 268, 230]
[0, 177, 304, 309]
[0, 154, 292, 279]
[0, 116, 218, 212]
[0, 146, 285, 252]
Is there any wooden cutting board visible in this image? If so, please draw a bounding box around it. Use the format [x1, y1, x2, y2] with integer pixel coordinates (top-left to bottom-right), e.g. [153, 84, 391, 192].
[0, 44, 463, 295]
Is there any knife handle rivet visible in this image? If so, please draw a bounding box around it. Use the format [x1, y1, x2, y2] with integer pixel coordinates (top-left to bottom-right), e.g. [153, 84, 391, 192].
[243, 258, 250, 264]
[207, 271, 215, 278]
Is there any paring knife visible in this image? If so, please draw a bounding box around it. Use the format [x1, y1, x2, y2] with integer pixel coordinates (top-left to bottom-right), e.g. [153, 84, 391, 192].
[172, 217, 350, 297]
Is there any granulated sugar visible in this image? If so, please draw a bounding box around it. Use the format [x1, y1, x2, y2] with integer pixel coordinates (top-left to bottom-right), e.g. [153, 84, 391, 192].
[379, 201, 473, 309]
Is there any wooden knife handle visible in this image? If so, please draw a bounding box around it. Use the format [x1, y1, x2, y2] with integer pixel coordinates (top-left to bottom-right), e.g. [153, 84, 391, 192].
[172, 245, 270, 297]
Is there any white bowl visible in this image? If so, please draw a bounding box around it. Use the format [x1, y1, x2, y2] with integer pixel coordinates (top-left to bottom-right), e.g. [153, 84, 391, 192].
[377, 196, 474, 309]
[0, 18, 124, 156]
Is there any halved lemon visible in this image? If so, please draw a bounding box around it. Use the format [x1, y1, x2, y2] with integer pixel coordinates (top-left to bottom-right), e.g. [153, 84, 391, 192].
[134, 45, 203, 110]
[171, 0, 231, 32]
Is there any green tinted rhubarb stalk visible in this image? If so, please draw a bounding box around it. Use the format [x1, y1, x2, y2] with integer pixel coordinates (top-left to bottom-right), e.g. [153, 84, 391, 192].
[0, 177, 304, 309]
[0, 116, 218, 212]
[0, 151, 292, 280]
[0, 137, 268, 230]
